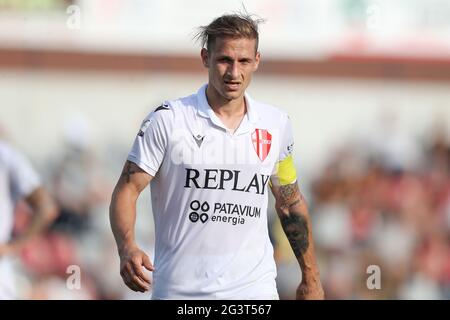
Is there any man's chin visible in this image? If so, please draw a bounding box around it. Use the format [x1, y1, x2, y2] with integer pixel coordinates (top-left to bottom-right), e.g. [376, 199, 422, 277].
[222, 90, 243, 101]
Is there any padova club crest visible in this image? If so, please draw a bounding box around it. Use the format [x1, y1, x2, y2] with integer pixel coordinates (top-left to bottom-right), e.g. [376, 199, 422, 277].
[251, 129, 272, 161]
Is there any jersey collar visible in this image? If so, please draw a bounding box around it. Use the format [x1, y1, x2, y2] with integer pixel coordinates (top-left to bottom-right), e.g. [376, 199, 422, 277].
[196, 84, 259, 134]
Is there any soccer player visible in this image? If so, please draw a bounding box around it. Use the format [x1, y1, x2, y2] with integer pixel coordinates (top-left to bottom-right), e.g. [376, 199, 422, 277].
[110, 13, 324, 300]
[0, 140, 58, 299]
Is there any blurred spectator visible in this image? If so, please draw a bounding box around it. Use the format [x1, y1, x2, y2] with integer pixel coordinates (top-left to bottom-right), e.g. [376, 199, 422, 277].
[49, 116, 110, 236]
[0, 138, 58, 299]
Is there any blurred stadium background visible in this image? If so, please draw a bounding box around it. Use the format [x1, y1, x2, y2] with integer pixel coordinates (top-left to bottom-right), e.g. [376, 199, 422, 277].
[1, 0, 450, 299]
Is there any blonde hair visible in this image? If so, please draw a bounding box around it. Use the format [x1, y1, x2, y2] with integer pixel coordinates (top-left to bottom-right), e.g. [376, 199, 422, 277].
[195, 12, 264, 53]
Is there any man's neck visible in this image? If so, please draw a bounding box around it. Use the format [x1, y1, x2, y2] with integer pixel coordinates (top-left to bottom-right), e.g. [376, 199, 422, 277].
[205, 85, 247, 132]
[205, 85, 246, 116]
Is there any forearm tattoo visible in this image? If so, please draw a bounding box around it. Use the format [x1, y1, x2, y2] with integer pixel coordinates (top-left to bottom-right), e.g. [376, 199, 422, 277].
[122, 162, 136, 183]
[280, 213, 309, 259]
[278, 183, 310, 259]
[279, 183, 304, 208]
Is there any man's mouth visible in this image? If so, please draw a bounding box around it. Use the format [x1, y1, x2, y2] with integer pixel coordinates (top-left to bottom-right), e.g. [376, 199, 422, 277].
[224, 80, 241, 90]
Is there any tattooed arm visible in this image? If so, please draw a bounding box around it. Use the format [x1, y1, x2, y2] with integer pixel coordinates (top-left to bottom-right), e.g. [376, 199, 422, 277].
[271, 182, 324, 300]
[109, 161, 155, 293]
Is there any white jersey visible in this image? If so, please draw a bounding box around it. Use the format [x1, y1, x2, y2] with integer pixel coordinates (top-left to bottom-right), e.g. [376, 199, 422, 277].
[128, 84, 296, 300]
[0, 141, 41, 299]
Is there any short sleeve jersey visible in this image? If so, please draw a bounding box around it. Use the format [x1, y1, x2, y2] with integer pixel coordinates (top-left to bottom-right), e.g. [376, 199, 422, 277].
[128, 84, 297, 299]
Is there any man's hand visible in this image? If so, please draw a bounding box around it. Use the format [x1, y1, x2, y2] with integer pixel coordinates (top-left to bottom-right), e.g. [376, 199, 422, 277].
[119, 245, 154, 293]
[296, 280, 325, 300]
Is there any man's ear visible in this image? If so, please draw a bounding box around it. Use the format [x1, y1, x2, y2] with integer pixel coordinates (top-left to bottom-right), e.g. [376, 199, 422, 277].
[201, 48, 209, 68]
[253, 52, 261, 71]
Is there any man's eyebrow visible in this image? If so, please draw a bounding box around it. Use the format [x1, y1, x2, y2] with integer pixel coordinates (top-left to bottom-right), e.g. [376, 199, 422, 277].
[216, 55, 233, 60]
[216, 55, 254, 61]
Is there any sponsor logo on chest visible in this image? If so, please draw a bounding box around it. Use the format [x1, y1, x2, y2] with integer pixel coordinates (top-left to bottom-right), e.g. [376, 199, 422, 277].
[184, 168, 270, 195]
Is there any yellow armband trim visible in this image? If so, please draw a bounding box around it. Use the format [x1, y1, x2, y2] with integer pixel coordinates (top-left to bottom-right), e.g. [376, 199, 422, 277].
[275, 154, 297, 186]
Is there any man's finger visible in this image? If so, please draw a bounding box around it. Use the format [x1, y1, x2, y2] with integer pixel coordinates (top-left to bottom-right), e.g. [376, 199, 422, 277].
[121, 268, 145, 292]
[126, 262, 150, 291]
[126, 279, 144, 292]
[121, 264, 138, 286]
[128, 280, 145, 292]
[131, 259, 151, 284]
[130, 274, 150, 291]
[120, 265, 133, 286]
[142, 254, 155, 272]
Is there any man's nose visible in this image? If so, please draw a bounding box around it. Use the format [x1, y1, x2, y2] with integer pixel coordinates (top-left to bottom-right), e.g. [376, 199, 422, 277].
[227, 62, 239, 79]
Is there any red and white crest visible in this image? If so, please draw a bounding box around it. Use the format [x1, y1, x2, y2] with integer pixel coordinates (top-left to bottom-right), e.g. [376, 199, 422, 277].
[251, 129, 272, 162]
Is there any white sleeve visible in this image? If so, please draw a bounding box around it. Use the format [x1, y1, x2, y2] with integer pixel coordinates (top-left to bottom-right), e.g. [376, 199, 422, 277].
[278, 113, 295, 162]
[127, 105, 171, 176]
[8, 146, 41, 202]
[270, 113, 297, 186]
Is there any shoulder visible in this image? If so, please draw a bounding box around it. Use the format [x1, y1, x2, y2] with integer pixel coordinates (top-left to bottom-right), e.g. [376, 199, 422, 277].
[145, 92, 198, 122]
[166, 92, 199, 115]
[138, 92, 198, 137]
[250, 97, 290, 125]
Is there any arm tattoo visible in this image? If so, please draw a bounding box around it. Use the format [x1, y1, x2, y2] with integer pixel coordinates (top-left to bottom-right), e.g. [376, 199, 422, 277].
[278, 183, 310, 259]
[279, 183, 304, 208]
[280, 214, 309, 259]
[122, 162, 136, 183]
